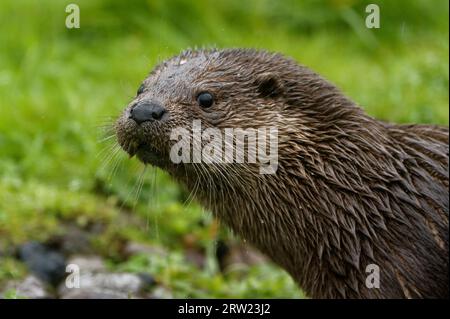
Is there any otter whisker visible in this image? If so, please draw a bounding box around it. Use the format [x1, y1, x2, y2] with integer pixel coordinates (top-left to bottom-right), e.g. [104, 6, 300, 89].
[182, 165, 200, 208]
[148, 168, 161, 237]
[132, 165, 147, 213]
[97, 143, 121, 173]
[98, 134, 116, 143]
[95, 139, 119, 160]
[106, 149, 124, 183]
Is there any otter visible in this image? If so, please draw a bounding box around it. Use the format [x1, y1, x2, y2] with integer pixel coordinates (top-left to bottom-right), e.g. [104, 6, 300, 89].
[115, 49, 449, 298]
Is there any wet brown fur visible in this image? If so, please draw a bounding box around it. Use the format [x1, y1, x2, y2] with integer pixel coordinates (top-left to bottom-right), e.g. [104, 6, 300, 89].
[116, 49, 449, 298]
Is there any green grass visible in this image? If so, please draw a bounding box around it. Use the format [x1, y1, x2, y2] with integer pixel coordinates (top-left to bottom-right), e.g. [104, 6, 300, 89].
[0, 0, 448, 298]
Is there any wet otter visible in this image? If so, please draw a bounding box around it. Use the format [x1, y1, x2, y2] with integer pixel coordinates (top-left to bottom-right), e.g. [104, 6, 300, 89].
[115, 49, 449, 298]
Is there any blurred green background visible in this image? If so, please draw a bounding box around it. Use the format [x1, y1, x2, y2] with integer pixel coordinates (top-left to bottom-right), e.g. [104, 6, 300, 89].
[0, 0, 448, 298]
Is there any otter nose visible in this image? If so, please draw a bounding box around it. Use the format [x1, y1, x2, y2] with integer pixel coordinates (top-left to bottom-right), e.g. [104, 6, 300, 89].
[130, 101, 166, 124]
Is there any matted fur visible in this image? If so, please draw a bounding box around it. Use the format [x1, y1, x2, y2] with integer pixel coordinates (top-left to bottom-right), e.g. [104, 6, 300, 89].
[116, 49, 449, 298]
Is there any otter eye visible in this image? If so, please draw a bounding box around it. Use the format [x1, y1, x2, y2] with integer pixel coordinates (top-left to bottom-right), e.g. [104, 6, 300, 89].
[197, 92, 214, 108]
[137, 84, 145, 96]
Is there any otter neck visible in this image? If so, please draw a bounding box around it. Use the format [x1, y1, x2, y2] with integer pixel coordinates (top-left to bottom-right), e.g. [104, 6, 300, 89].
[180, 112, 399, 298]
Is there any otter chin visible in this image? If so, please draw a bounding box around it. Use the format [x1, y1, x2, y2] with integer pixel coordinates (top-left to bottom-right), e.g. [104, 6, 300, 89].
[115, 48, 449, 299]
[135, 146, 159, 164]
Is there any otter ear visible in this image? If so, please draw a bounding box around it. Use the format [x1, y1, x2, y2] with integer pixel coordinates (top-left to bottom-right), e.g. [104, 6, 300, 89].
[255, 72, 283, 98]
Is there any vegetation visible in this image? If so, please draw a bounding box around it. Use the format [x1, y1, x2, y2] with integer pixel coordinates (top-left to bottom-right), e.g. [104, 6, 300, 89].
[0, 0, 448, 298]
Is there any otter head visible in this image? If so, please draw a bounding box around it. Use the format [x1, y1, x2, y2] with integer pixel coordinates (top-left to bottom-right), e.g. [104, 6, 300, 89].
[114, 49, 305, 182]
[115, 48, 359, 190]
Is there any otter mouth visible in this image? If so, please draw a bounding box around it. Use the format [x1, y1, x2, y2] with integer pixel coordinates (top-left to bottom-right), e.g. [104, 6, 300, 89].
[134, 143, 166, 167]
[118, 135, 166, 166]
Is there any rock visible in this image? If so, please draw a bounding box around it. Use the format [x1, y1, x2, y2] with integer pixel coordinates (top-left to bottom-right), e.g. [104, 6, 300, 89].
[66, 255, 106, 273]
[123, 242, 168, 258]
[2, 275, 52, 299]
[59, 289, 129, 299]
[58, 272, 155, 299]
[148, 286, 173, 299]
[18, 241, 66, 286]
[137, 273, 157, 288]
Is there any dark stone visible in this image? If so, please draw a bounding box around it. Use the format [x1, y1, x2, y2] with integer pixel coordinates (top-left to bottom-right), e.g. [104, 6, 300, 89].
[18, 241, 66, 287]
[137, 273, 157, 289]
